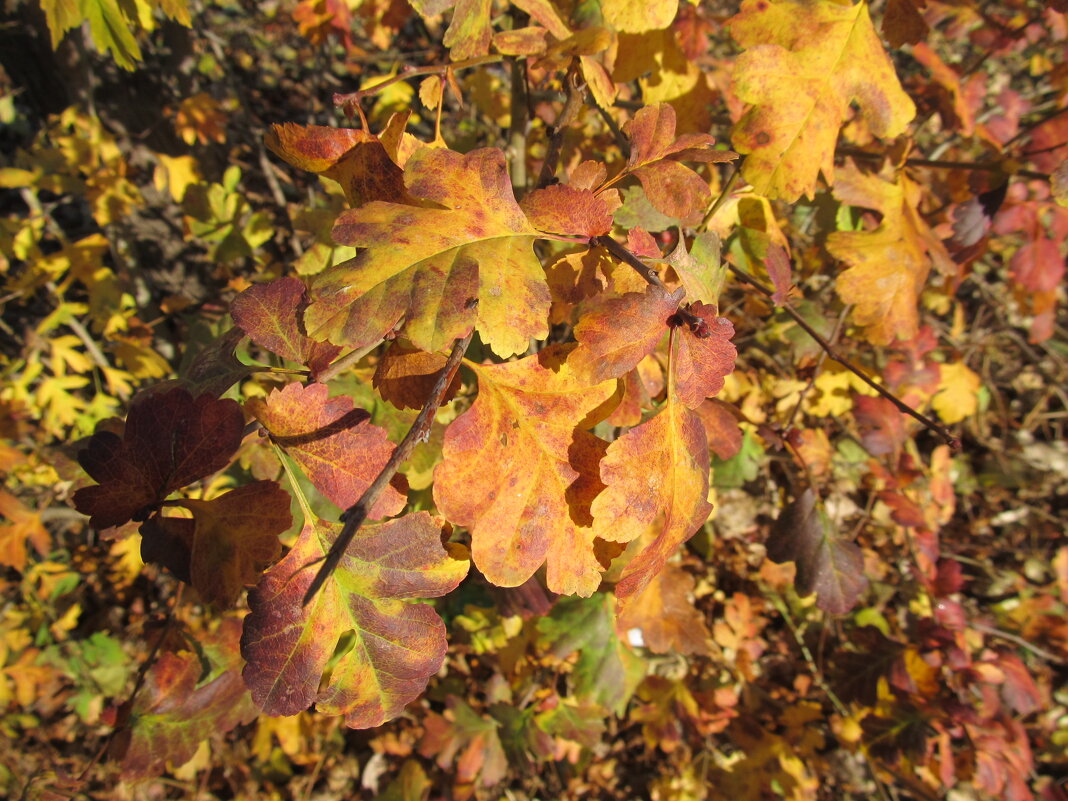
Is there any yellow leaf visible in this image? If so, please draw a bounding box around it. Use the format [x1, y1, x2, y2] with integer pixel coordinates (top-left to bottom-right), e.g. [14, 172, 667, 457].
[49, 334, 94, 375]
[932, 362, 980, 424]
[155, 154, 202, 202]
[39, 0, 81, 49]
[730, 0, 915, 201]
[174, 93, 228, 146]
[601, 0, 678, 34]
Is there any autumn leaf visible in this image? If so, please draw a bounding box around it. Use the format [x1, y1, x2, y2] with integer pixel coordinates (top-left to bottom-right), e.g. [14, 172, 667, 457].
[663, 231, 727, 307]
[537, 594, 646, 714]
[372, 340, 462, 411]
[853, 395, 908, 457]
[828, 167, 952, 345]
[568, 286, 682, 383]
[241, 513, 468, 727]
[766, 488, 868, 614]
[600, 0, 679, 34]
[672, 302, 737, 408]
[0, 490, 51, 571]
[617, 563, 712, 655]
[73, 388, 245, 529]
[433, 347, 618, 596]
[591, 388, 712, 604]
[175, 93, 228, 146]
[248, 382, 408, 518]
[230, 277, 341, 378]
[113, 618, 259, 778]
[418, 697, 507, 793]
[729, 0, 915, 201]
[622, 103, 736, 219]
[266, 123, 410, 207]
[520, 184, 615, 238]
[306, 146, 549, 357]
[153, 481, 290, 607]
[80, 0, 142, 70]
[931, 362, 980, 424]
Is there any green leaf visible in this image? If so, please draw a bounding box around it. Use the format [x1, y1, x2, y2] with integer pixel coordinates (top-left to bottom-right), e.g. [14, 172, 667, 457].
[81, 0, 143, 70]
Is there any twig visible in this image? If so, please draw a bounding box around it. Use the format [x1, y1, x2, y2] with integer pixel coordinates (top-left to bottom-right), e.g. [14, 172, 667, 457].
[700, 160, 742, 230]
[971, 620, 1065, 664]
[727, 262, 961, 450]
[536, 63, 588, 188]
[595, 234, 716, 335]
[315, 340, 383, 383]
[333, 55, 502, 120]
[837, 147, 1049, 181]
[302, 331, 473, 605]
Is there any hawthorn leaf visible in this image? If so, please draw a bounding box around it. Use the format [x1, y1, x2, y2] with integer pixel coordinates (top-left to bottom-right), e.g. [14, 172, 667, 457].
[591, 391, 712, 603]
[763, 242, 792, 306]
[372, 340, 462, 411]
[694, 399, 743, 461]
[442, 0, 493, 60]
[180, 327, 255, 397]
[931, 362, 980, 424]
[623, 103, 736, 219]
[882, 0, 928, 47]
[373, 760, 432, 801]
[418, 697, 507, 792]
[853, 395, 907, 457]
[248, 382, 407, 518]
[73, 388, 245, 529]
[616, 563, 712, 655]
[175, 481, 290, 607]
[0, 490, 51, 571]
[82, 0, 143, 70]
[241, 513, 469, 727]
[113, 618, 258, 778]
[537, 594, 645, 714]
[729, 0, 916, 201]
[40, 0, 81, 49]
[828, 168, 952, 345]
[433, 347, 618, 596]
[673, 303, 737, 408]
[664, 231, 727, 307]
[306, 147, 548, 357]
[601, 0, 678, 35]
[766, 487, 868, 614]
[568, 286, 683, 383]
[231, 277, 341, 378]
[520, 184, 615, 238]
[266, 123, 409, 206]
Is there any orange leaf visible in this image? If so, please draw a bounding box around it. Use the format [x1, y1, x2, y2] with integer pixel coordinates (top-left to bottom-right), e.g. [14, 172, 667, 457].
[372, 340, 463, 411]
[0, 490, 50, 571]
[592, 391, 712, 603]
[617, 563, 711, 655]
[433, 347, 618, 596]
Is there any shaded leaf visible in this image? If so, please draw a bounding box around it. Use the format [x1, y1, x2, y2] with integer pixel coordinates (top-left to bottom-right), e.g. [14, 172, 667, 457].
[307, 147, 548, 357]
[180, 327, 255, 397]
[113, 618, 258, 778]
[73, 389, 244, 529]
[766, 487, 868, 614]
[372, 340, 462, 411]
[694, 399, 743, 461]
[231, 278, 341, 378]
[248, 382, 407, 517]
[433, 347, 617, 596]
[617, 563, 712, 655]
[537, 593, 646, 714]
[241, 513, 468, 726]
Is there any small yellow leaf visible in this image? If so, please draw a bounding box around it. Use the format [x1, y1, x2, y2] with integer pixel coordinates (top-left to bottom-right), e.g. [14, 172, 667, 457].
[155, 154, 202, 202]
[932, 362, 980, 424]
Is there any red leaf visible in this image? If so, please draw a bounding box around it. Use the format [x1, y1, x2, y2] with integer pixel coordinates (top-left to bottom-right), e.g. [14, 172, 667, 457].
[73, 389, 244, 529]
[248, 382, 407, 518]
[854, 395, 907, 456]
[231, 277, 341, 378]
[521, 184, 614, 238]
[569, 286, 682, 383]
[673, 302, 736, 408]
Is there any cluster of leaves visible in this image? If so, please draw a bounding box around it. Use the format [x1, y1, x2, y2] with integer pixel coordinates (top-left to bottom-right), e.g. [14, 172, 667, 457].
[1, 0, 1067, 799]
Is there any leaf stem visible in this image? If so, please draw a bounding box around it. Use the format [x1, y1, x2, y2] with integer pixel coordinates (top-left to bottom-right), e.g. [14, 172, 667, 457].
[726, 263, 961, 451]
[536, 62, 588, 188]
[302, 331, 474, 605]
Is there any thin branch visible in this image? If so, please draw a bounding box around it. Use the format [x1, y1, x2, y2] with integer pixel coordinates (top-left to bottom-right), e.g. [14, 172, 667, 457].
[727, 262, 961, 450]
[333, 55, 503, 118]
[302, 331, 474, 605]
[594, 234, 711, 335]
[536, 63, 588, 188]
[838, 147, 1049, 181]
[971, 620, 1065, 665]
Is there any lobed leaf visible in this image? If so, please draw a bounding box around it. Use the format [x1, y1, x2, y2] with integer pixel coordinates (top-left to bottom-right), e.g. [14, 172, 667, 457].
[73, 388, 244, 529]
[248, 382, 407, 518]
[729, 0, 915, 201]
[241, 513, 468, 727]
[306, 147, 548, 357]
[433, 346, 618, 596]
[592, 391, 712, 604]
